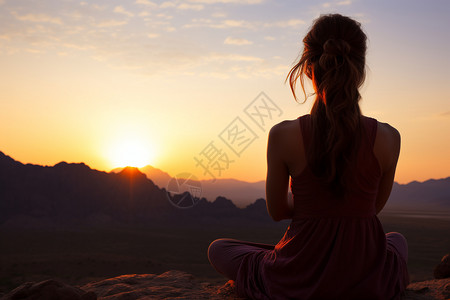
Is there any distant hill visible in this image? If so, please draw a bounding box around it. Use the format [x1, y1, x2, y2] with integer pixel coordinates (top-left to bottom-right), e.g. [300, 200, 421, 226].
[113, 164, 450, 212]
[111, 166, 265, 208]
[384, 178, 450, 212]
[0, 152, 272, 228]
[0, 151, 449, 230]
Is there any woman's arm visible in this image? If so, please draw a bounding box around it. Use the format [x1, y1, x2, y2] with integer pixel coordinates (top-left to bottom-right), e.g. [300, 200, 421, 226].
[375, 123, 401, 214]
[266, 123, 294, 221]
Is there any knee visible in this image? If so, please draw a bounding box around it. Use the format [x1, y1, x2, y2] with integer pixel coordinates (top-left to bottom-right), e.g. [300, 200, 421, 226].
[208, 238, 234, 263]
[387, 232, 407, 245]
[207, 238, 225, 263]
[386, 232, 408, 261]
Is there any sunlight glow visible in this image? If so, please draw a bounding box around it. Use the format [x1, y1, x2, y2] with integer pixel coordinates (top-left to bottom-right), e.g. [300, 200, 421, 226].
[109, 137, 155, 169]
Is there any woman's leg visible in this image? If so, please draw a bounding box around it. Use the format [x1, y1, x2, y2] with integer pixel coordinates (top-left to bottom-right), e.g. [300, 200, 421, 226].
[208, 238, 275, 281]
[386, 232, 408, 262]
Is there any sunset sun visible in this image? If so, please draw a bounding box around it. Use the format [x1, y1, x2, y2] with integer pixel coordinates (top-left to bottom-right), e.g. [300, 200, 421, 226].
[109, 137, 155, 169]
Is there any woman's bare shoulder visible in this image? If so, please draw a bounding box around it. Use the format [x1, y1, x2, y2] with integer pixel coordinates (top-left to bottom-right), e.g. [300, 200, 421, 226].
[376, 121, 401, 145]
[373, 120, 401, 172]
[269, 119, 300, 136]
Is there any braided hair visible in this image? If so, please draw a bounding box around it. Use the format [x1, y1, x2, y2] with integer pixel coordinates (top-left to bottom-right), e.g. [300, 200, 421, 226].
[287, 14, 367, 195]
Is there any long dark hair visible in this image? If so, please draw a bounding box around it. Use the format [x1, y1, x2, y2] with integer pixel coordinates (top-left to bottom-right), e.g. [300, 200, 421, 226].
[287, 14, 367, 194]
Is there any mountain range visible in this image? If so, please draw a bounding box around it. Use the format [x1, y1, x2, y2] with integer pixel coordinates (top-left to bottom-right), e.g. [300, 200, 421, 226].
[0, 151, 449, 229]
[113, 164, 450, 212]
[111, 166, 265, 208]
[0, 151, 272, 228]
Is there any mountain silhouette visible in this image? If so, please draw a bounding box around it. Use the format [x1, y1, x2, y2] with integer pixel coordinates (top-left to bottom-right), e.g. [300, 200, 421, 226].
[112, 162, 450, 213]
[0, 152, 273, 228]
[112, 166, 266, 208]
[0, 151, 449, 230]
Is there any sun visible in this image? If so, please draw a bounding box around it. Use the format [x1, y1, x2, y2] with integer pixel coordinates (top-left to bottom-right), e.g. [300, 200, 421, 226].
[109, 137, 155, 169]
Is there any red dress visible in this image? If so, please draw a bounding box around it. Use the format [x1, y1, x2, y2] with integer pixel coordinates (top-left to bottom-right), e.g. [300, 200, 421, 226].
[235, 115, 409, 299]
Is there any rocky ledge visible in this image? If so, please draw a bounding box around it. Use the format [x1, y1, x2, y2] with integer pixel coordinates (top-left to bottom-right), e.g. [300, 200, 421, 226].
[1, 270, 449, 300]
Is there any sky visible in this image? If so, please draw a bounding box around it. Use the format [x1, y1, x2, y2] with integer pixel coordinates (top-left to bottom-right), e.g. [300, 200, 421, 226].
[0, 0, 449, 185]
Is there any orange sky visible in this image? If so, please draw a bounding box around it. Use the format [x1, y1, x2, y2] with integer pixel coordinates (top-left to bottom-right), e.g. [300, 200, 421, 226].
[0, 0, 449, 184]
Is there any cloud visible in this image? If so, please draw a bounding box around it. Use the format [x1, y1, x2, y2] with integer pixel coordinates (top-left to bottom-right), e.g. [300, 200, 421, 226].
[224, 37, 253, 45]
[185, 18, 303, 30]
[177, 3, 204, 10]
[221, 19, 250, 28]
[147, 33, 160, 38]
[114, 6, 134, 17]
[437, 111, 450, 118]
[264, 19, 304, 28]
[192, 19, 257, 29]
[212, 12, 226, 18]
[26, 48, 43, 54]
[188, 0, 262, 3]
[264, 36, 275, 41]
[156, 13, 173, 20]
[96, 20, 127, 27]
[206, 53, 263, 62]
[160, 2, 176, 8]
[11, 12, 63, 25]
[322, 0, 351, 8]
[135, 0, 158, 7]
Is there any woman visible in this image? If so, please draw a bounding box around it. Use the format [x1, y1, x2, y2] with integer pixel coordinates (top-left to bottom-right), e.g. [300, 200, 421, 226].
[208, 14, 409, 299]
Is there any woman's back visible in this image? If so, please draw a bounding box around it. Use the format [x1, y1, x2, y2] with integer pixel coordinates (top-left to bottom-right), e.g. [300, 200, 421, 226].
[208, 14, 409, 300]
[237, 115, 409, 299]
[268, 114, 401, 216]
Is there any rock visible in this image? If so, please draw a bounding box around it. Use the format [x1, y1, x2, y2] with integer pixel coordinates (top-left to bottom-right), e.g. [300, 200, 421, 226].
[434, 254, 450, 279]
[405, 278, 450, 300]
[3, 271, 450, 300]
[0, 279, 97, 300]
[443, 283, 450, 298]
[80, 270, 244, 300]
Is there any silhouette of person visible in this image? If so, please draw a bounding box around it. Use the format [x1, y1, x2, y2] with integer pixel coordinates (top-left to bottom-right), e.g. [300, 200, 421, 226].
[208, 14, 409, 299]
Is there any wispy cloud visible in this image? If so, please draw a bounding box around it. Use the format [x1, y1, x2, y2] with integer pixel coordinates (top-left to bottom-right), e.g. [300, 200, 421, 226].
[338, 0, 352, 5]
[177, 3, 204, 10]
[220, 19, 252, 28]
[184, 18, 254, 29]
[264, 19, 304, 28]
[224, 37, 253, 45]
[185, 18, 304, 29]
[135, 0, 158, 7]
[0, 0, 301, 79]
[114, 6, 134, 17]
[11, 12, 63, 25]
[160, 2, 176, 8]
[206, 53, 263, 62]
[96, 20, 127, 27]
[63, 43, 93, 50]
[188, 0, 262, 4]
[322, 0, 352, 8]
[437, 111, 450, 118]
[212, 12, 226, 18]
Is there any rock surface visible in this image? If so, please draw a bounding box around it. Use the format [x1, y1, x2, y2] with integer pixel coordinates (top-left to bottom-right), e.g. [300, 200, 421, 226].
[0, 279, 97, 300]
[434, 253, 450, 279]
[80, 270, 244, 300]
[2, 270, 450, 300]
